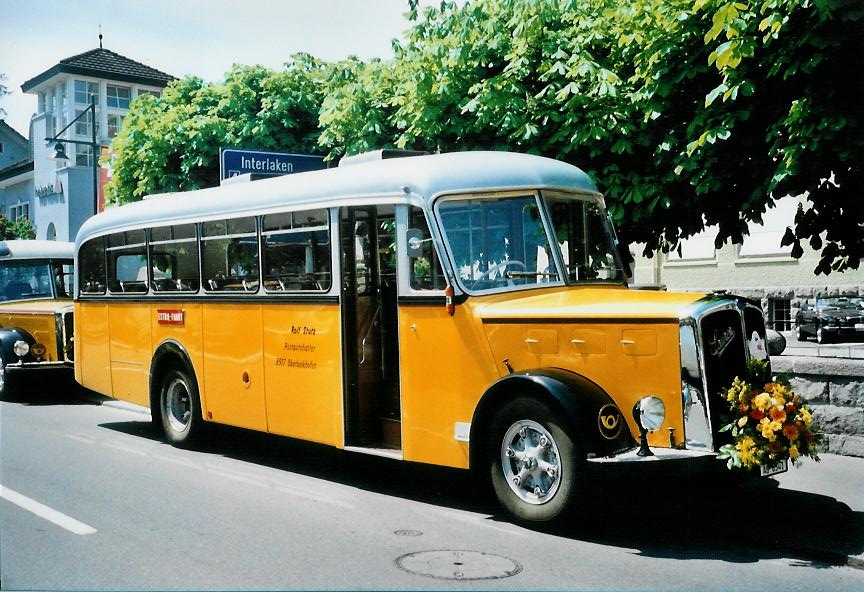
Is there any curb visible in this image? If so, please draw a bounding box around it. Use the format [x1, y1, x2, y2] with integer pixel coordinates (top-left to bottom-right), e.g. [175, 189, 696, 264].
[101, 399, 151, 416]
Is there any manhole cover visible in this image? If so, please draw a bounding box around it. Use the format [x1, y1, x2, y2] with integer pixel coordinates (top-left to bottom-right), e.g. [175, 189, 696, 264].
[395, 550, 522, 581]
[394, 529, 423, 537]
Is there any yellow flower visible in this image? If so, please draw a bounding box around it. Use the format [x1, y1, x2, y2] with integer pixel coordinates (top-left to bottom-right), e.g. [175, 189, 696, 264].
[789, 445, 800, 459]
[759, 418, 780, 441]
[727, 377, 749, 403]
[774, 393, 786, 406]
[737, 436, 758, 467]
[753, 393, 772, 411]
[798, 407, 812, 428]
[737, 416, 748, 428]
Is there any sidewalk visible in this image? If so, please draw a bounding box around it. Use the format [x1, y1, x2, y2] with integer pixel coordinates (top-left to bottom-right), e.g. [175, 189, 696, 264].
[765, 453, 864, 568]
[779, 330, 864, 359]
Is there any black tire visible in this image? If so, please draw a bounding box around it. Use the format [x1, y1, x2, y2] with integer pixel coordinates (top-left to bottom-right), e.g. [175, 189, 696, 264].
[487, 396, 584, 524]
[158, 365, 204, 447]
[0, 353, 11, 401]
[796, 326, 807, 342]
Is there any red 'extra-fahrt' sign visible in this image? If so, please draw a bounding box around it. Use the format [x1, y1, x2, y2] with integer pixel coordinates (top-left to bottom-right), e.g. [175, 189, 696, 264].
[157, 309, 185, 326]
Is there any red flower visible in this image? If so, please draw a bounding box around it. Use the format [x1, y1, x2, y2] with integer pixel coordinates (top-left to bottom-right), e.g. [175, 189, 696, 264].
[786, 403, 797, 414]
[750, 409, 766, 421]
[805, 431, 815, 444]
[783, 424, 799, 441]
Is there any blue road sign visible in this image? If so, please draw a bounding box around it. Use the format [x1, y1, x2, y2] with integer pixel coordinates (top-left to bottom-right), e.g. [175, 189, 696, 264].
[219, 149, 326, 181]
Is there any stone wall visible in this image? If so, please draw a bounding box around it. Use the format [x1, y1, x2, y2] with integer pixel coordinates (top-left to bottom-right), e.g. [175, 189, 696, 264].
[772, 356, 864, 457]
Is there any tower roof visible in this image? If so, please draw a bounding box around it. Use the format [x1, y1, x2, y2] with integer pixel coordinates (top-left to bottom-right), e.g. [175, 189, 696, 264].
[21, 47, 176, 93]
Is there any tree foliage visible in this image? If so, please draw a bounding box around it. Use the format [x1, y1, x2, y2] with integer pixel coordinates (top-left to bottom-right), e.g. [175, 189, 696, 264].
[105, 0, 863, 273]
[0, 214, 36, 240]
[318, 0, 863, 273]
[104, 55, 326, 204]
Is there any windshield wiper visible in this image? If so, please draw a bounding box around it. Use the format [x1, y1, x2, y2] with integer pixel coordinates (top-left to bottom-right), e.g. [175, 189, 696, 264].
[504, 271, 559, 278]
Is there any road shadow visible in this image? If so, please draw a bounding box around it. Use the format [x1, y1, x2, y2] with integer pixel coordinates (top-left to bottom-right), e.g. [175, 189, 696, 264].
[542, 476, 864, 569]
[4, 374, 108, 406]
[97, 418, 864, 568]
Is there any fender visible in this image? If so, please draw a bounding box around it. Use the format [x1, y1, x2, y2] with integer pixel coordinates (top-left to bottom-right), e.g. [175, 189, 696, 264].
[0, 327, 37, 363]
[470, 368, 635, 467]
[148, 339, 197, 413]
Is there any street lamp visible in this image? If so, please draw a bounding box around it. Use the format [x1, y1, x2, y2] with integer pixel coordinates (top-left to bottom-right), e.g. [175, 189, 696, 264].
[45, 96, 99, 216]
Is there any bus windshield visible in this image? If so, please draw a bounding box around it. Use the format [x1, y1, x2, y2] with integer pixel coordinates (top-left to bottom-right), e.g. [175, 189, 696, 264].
[0, 259, 73, 302]
[437, 193, 624, 293]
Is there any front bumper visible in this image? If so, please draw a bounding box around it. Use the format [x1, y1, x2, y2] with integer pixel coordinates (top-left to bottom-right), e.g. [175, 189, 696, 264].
[5, 360, 74, 372]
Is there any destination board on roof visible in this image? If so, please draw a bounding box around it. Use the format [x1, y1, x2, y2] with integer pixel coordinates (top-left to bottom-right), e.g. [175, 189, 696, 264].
[219, 148, 326, 181]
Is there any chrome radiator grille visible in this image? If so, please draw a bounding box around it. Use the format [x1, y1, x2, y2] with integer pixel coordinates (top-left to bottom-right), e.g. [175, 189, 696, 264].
[699, 308, 747, 449]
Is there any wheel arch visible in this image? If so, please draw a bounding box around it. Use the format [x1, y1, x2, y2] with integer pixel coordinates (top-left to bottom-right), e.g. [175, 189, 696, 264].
[469, 368, 635, 471]
[149, 339, 198, 418]
[0, 327, 36, 362]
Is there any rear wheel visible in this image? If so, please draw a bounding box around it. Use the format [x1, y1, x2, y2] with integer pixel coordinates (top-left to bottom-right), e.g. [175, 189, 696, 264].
[159, 366, 204, 447]
[487, 397, 583, 524]
[796, 325, 807, 342]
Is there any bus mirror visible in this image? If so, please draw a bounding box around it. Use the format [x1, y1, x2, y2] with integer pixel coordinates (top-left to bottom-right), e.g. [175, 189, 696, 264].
[406, 228, 424, 258]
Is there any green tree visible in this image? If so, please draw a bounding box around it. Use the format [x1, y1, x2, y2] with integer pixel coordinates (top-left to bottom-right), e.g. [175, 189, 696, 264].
[0, 214, 36, 240]
[319, 0, 863, 273]
[104, 55, 327, 204]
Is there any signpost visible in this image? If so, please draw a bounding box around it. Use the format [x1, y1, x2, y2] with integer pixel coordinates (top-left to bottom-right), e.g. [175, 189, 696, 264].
[219, 149, 326, 181]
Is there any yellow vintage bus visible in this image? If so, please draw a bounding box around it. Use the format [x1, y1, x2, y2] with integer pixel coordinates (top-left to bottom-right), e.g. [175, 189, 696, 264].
[0, 239, 75, 398]
[74, 151, 775, 523]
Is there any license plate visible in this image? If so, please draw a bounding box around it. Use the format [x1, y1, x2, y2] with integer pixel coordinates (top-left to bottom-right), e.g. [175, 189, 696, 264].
[855, 323, 864, 330]
[761, 459, 788, 477]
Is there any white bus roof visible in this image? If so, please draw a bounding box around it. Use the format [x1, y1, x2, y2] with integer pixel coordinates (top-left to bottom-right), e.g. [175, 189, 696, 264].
[0, 240, 75, 260]
[75, 151, 598, 248]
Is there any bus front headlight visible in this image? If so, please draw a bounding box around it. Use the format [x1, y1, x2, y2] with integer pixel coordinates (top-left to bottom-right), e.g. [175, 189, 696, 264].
[634, 396, 666, 432]
[13, 340, 30, 357]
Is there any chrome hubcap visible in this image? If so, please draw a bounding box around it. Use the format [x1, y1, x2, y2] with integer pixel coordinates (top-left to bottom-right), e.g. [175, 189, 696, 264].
[165, 378, 191, 433]
[0, 360, 5, 393]
[501, 420, 561, 505]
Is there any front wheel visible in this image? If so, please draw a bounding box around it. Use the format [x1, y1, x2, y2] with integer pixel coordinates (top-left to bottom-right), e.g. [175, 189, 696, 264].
[796, 325, 807, 342]
[159, 367, 204, 447]
[0, 353, 11, 401]
[487, 397, 583, 523]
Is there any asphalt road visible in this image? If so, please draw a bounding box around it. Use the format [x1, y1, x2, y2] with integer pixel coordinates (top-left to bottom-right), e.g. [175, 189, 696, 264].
[2, 380, 863, 590]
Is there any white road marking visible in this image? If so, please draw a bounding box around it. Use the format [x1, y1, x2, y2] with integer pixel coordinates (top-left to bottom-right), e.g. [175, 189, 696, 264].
[153, 453, 200, 469]
[274, 486, 355, 510]
[103, 441, 148, 457]
[0, 485, 97, 536]
[64, 433, 95, 445]
[207, 467, 270, 488]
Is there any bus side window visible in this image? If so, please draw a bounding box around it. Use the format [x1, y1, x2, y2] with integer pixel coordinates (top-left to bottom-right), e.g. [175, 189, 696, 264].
[150, 223, 200, 292]
[79, 237, 106, 294]
[201, 217, 259, 292]
[107, 230, 148, 294]
[261, 209, 331, 292]
[408, 206, 446, 290]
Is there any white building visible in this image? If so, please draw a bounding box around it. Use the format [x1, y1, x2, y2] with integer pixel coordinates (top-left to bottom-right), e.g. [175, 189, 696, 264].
[1, 46, 175, 241]
[630, 195, 864, 329]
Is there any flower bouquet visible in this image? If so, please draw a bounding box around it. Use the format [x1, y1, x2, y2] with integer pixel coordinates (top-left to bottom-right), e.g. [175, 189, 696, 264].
[717, 359, 822, 471]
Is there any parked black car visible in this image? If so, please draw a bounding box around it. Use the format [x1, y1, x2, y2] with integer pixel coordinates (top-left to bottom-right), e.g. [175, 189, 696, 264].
[795, 297, 864, 344]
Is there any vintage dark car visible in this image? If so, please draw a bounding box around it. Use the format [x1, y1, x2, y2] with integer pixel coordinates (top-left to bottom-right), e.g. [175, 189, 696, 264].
[795, 296, 864, 344]
[0, 240, 75, 398]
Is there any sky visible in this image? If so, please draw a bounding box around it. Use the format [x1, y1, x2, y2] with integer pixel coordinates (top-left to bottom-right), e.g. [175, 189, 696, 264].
[0, 0, 438, 136]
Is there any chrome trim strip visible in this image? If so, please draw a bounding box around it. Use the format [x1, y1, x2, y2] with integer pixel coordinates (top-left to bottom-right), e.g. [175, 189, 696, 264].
[587, 446, 715, 463]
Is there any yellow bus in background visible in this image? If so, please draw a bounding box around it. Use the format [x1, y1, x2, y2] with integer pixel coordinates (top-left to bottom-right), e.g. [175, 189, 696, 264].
[75, 151, 773, 523]
[0, 240, 75, 398]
